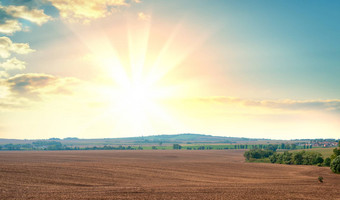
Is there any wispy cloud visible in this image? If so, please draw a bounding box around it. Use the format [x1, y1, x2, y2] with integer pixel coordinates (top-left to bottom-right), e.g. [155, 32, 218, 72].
[5, 73, 57, 98]
[138, 12, 150, 21]
[0, 57, 26, 71]
[0, 71, 9, 79]
[0, 4, 51, 35]
[0, 19, 22, 34]
[0, 73, 83, 110]
[47, 0, 130, 23]
[0, 4, 51, 25]
[0, 97, 30, 110]
[191, 96, 340, 112]
[4, 73, 79, 99]
[0, 37, 35, 58]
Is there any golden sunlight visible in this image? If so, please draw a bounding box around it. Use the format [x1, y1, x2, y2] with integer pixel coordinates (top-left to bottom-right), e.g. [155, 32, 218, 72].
[60, 15, 221, 136]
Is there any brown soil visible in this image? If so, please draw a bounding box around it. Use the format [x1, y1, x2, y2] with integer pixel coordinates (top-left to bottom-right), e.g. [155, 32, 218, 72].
[0, 150, 339, 199]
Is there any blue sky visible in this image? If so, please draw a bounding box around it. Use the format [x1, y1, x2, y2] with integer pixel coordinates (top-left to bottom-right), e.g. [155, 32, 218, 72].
[0, 0, 339, 139]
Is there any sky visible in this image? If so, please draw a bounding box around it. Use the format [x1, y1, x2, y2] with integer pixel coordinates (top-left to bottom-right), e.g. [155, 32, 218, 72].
[0, 0, 339, 140]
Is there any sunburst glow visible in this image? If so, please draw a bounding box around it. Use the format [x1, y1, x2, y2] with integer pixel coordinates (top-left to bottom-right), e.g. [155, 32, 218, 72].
[1, 1, 339, 140]
[82, 19, 190, 136]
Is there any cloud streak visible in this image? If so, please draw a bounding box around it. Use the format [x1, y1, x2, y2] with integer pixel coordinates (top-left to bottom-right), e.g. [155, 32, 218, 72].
[4, 73, 79, 98]
[138, 12, 150, 21]
[48, 0, 130, 23]
[0, 73, 83, 111]
[1, 4, 51, 25]
[192, 96, 340, 112]
[0, 73, 81, 107]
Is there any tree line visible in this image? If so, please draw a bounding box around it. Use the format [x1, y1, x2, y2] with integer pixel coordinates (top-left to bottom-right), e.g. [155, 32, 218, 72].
[0, 141, 144, 151]
[243, 141, 340, 173]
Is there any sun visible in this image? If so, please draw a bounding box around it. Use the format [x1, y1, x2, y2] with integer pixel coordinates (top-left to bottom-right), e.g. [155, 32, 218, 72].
[106, 78, 168, 135]
[75, 17, 202, 136]
[116, 80, 157, 114]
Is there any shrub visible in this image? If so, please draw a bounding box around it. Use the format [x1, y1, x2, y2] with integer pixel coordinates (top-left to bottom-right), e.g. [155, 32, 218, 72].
[330, 155, 340, 173]
[265, 144, 278, 151]
[324, 157, 331, 167]
[293, 151, 304, 165]
[331, 148, 340, 160]
[173, 144, 182, 150]
[318, 176, 323, 183]
[315, 157, 324, 165]
[302, 151, 323, 165]
[244, 151, 251, 160]
[243, 149, 274, 160]
[268, 150, 324, 166]
[282, 151, 293, 164]
[269, 154, 278, 163]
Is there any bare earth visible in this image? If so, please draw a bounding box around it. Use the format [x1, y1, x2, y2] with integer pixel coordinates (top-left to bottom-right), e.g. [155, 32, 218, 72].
[0, 150, 339, 199]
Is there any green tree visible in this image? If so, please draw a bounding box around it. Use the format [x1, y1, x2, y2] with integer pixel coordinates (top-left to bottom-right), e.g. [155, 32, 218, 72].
[244, 149, 274, 160]
[330, 155, 340, 173]
[266, 144, 278, 152]
[291, 144, 297, 150]
[269, 154, 278, 163]
[282, 151, 293, 164]
[316, 157, 324, 165]
[293, 151, 304, 165]
[324, 157, 331, 167]
[303, 151, 323, 165]
[331, 148, 340, 160]
[244, 151, 251, 160]
[173, 144, 181, 150]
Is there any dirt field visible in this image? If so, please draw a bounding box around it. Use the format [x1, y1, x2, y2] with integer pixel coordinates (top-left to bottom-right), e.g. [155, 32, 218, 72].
[0, 150, 339, 199]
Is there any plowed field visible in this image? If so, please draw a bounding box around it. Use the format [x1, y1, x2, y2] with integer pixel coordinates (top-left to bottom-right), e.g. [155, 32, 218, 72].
[0, 150, 339, 199]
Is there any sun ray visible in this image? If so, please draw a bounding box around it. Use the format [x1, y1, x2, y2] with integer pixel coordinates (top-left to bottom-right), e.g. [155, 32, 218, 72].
[145, 22, 183, 86]
[61, 16, 217, 137]
[64, 22, 130, 87]
[127, 15, 151, 85]
[145, 22, 218, 87]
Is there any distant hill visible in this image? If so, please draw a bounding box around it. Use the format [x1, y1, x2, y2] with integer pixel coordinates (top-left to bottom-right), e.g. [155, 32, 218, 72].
[120, 133, 260, 143]
[0, 133, 262, 145]
[2, 134, 334, 151]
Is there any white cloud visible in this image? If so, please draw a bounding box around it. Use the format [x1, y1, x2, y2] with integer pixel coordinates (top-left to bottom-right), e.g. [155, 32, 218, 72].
[0, 73, 84, 110]
[0, 5, 51, 25]
[47, 0, 129, 23]
[138, 12, 150, 21]
[0, 19, 22, 34]
[0, 37, 35, 58]
[0, 57, 26, 71]
[0, 71, 9, 79]
[4, 73, 80, 99]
